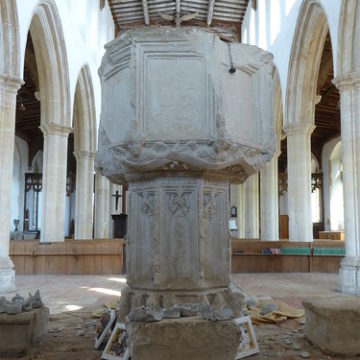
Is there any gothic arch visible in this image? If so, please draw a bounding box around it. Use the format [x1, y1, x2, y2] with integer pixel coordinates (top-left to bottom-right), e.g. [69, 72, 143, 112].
[73, 65, 97, 154]
[336, 0, 360, 77]
[28, 0, 70, 127]
[0, 0, 20, 78]
[32, 150, 43, 173]
[285, 0, 329, 128]
[27, 0, 71, 242]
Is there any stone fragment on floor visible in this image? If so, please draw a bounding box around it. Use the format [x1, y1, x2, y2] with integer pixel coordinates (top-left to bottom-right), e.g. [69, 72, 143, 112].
[303, 295, 360, 356]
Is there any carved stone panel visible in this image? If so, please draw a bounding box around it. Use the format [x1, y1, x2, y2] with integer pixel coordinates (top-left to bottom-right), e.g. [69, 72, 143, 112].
[145, 55, 207, 141]
[161, 186, 199, 288]
[200, 183, 230, 287]
[127, 178, 229, 291]
[100, 67, 133, 145]
[127, 190, 156, 286]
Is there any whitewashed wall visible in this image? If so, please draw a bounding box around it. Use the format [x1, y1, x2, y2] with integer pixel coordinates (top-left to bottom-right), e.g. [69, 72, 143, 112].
[329, 142, 344, 230]
[241, 0, 342, 117]
[322, 137, 340, 230]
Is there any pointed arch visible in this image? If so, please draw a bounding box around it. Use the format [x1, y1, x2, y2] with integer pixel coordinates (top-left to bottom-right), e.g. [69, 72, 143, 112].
[32, 150, 44, 173]
[285, 0, 329, 128]
[283, 1, 330, 242]
[0, 0, 20, 78]
[27, 0, 71, 242]
[336, 0, 360, 77]
[73, 65, 97, 154]
[29, 0, 70, 127]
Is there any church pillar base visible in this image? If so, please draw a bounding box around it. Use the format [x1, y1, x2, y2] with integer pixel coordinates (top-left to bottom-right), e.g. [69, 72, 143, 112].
[339, 256, 360, 295]
[0, 257, 15, 294]
[128, 316, 254, 360]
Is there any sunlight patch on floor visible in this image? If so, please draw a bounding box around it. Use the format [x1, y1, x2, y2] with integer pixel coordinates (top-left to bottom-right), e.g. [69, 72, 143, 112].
[88, 287, 121, 296]
[65, 304, 83, 311]
[107, 277, 127, 283]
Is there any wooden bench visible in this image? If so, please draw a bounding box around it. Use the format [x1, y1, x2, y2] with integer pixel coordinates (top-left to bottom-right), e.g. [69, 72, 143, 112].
[10, 239, 124, 275]
[231, 239, 344, 273]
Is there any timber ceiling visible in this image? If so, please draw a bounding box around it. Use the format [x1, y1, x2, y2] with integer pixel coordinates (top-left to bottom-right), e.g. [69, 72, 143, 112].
[108, 0, 250, 39]
[312, 33, 340, 163]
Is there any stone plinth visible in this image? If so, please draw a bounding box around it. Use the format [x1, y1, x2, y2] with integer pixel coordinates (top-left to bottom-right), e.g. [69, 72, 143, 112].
[0, 307, 49, 357]
[303, 296, 360, 356]
[339, 256, 360, 295]
[0, 257, 15, 293]
[128, 316, 245, 360]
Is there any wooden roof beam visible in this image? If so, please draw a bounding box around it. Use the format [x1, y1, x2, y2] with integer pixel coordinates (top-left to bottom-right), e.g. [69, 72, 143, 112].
[207, 0, 215, 26]
[142, 0, 150, 25]
[175, 0, 181, 25]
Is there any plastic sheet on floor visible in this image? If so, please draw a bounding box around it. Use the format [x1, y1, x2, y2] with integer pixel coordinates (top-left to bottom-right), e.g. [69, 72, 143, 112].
[247, 299, 305, 324]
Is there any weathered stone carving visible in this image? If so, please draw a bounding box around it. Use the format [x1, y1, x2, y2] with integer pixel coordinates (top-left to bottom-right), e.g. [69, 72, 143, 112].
[0, 290, 44, 315]
[97, 27, 274, 359]
[97, 28, 275, 184]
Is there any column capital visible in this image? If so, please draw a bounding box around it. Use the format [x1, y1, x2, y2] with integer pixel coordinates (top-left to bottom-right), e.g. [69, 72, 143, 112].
[74, 150, 96, 161]
[283, 123, 315, 137]
[333, 72, 360, 90]
[39, 123, 73, 137]
[274, 150, 281, 159]
[0, 73, 24, 93]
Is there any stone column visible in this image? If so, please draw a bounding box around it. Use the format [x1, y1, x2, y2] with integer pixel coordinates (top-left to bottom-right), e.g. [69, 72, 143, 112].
[40, 124, 72, 243]
[74, 150, 95, 239]
[229, 184, 240, 237]
[94, 171, 110, 238]
[237, 184, 246, 237]
[0, 74, 23, 293]
[334, 74, 360, 294]
[285, 124, 315, 242]
[260, 153, 280, 240]
[244, 174, 259, 238]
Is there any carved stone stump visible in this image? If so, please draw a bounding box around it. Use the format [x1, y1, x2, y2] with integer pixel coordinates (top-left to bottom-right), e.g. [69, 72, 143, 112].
[97, 27, 275, 358]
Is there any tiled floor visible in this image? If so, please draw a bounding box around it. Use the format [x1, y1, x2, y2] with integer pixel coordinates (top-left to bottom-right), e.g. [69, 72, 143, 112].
[3, 272, 340, 313]
[6, 275, 128, 314]
[232, 272, 340, 307]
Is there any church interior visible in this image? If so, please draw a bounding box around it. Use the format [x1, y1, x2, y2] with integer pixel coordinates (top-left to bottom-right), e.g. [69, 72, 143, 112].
[0, 0, 360, 359]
